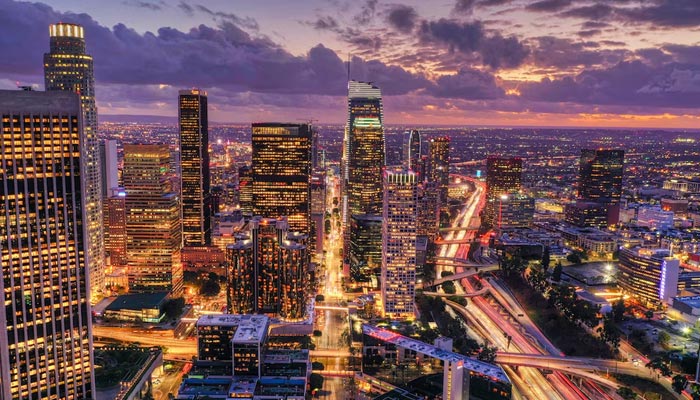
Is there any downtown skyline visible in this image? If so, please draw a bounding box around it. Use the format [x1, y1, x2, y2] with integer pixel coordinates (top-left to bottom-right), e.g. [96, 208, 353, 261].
[1, 0, 700, 128]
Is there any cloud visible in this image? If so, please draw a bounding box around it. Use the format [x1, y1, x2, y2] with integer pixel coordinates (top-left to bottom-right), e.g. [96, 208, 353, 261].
[307, 16, 339, 31]
[428, 68, 504, 100]
[452, 0, 512, 14]
[385, 4, 418, 33]
[526, 0, 572, 12]
[0, 0, 428, 100]
[123, 0, 165, 11]
[529, 36, 628, 70]
[520, 60, 700, 108]
[561, 4, 615, 20]
[418, 19, 529, 69]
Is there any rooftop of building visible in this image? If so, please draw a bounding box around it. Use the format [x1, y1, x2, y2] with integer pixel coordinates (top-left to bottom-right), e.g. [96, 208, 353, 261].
[196, 314, 269, 343]
[362, 324, 510, 383]
[674, 295, 700, 309]
[105, 292, 169, 311]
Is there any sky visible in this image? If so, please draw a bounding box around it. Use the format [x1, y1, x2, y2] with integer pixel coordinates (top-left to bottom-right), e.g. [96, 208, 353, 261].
[1, 0, 700, 128]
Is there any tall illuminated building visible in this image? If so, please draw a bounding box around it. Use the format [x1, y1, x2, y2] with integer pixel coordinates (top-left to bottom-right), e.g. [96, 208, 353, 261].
[44, 22, 105, 301]
[226, 217, 308, 320]
[579, 149, 624, 202]
[179, 89, 211, 246]
[238, 165, 252, 214]
[574, 149, 625, 226]
[381, 167, 417, 319]
[251, 123, 311, 236]
[429, 136, 450, 211]
[341, 81, 385, 264]
[106, 190, 128, 267]
[404, 130, 421, 173]
[123, 144, 183, 296]
[0, 90, 95, 399]
[484, 156, 523, 227]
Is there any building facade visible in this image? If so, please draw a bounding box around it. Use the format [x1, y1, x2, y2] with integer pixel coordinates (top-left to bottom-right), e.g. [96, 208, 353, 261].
[123, 144, 183, 296]
[0, 90, 95, 399]
[381, 167, 418, 319]
[342, 81, 386, 263]
[575, 149, 625, 226]
[404, 130, 421, 173]
[428, 136, 450, 207]
[618, 247, 680, 307]
[251, 123, 311, 237]
[226, 217, 308, 320]
[44, 22, 105, 301]
[484, 157, 523, 227]
[179, 89, 211, 246]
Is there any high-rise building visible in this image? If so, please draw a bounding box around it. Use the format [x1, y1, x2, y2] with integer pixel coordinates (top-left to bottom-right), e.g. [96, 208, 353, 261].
[123, 144, 183, 296]
[100, 139, 119, 196]
[428, 136, 450, 206]
[238, 165, 253, 214]
[310, 174, 326, 255]
[179, 89, 211, 246]
[341, 81, 386, 265]
[226, 217, 308, 320]
[574, 149, 625, 226]
[416, 181, 441, 237]
[106, 190, 128, 267]
[348, 214, 383, 286]
[498, 193, 535, 229]
[578, 149, 624, 203]
[381, 167, 417, 319]
[618, 247, 679, 307]
[484, 157, 523, 227]
[251, 123, 312, 236]
[404, 130, 421, 173]
[44, 22, 105, 301]
[0, 90, 95, 399]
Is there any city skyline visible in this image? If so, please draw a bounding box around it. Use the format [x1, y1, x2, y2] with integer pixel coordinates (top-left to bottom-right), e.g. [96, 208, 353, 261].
[1, 0, 700, 128]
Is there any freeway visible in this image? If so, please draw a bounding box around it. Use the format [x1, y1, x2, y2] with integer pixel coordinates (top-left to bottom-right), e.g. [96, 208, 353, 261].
[438, 176, 605, 400]
[93, 326, 197, 357]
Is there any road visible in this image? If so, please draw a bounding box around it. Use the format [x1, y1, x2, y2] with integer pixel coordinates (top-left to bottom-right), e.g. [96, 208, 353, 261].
[437, 176, 598, 400]
[93, 326, 197, 358]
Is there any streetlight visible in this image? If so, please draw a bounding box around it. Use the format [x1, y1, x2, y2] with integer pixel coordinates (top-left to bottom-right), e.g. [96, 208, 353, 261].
[498, 194, 508, 230]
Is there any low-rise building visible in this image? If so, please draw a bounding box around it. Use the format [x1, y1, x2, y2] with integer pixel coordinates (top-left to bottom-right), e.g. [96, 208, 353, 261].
[103, 292, 169, 323]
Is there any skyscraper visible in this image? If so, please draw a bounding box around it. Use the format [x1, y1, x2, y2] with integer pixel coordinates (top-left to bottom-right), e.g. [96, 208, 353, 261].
[342, 81, 385, 265]
[404, 129, 421, 173]
[0, 90, 95, 399]
[238, 165, 253, 214]
[429, 136, 450, 209]
[484, 156, 523, 227]
[251, 123, 312, 235]
[568, 149, 625, 227]
[381, 167, 417, 319]
[578, 149, 624, 203]
[226, 217, 308, 319]
[44, 22, 105, 301]
[123, 144, 183, 296]
[179, 89, 211, 246]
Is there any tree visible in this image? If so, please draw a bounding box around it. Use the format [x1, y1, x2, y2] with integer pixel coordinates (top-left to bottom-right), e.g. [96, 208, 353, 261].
[644, 310, 654, 320]
[442, 281, 456, 294]
[646, 357, 672, 377]
[162, 298, 185, 320]
[658, 331, 671, 348]
[616, 387, 637, 400]
[552, 262, 563, 282]
[673, 374, 688, 393]
[309, 373, 324, 392]
[313, 330, 322, 337]
[312, 361, 325, 371]
[199, 278, 221, 296]
[315, 294, 325, 302]
[566, 253, 581, 264]
[612, 298, 626, 323]
[541, 247, 551, 273]
[477, 345, 497, 363]
[597, 312, 620, 350]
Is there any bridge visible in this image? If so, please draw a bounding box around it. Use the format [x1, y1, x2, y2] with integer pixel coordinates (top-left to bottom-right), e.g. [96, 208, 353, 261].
[495, 352, 647, 387]
[418, 264, 498, 289]
[422, 286, 489, 298]
[435, 238, 474, 244]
